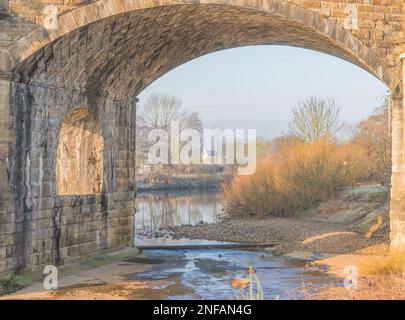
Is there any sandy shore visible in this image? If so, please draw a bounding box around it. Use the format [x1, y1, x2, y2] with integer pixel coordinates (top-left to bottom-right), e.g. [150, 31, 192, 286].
[0, 248, 158, 300]
[312, 275, 405, 300]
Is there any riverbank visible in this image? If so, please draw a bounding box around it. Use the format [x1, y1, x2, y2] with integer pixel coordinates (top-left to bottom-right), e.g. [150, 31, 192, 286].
[152, 184, 404, 300]
[136, 173, 231, 193]
[312, 275, 405, 299]
[166, 218, 389, 256]
[1, 247, 339, 300]
[0, 248, 157, 300]
[3, 248, 403, 300]
[2, 184, 397, 300]
[164, 185, 390, 256]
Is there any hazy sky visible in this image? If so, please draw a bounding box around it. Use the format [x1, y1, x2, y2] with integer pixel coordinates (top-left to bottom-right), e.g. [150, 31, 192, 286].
[138, 45, 389, 139]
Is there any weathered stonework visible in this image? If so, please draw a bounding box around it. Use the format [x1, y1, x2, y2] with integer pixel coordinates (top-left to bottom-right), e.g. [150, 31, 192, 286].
[0, 81, 136, 274]
[56, 108, 104, 196]
[389, 93, 404, 251]
[0, 0, 404, 274]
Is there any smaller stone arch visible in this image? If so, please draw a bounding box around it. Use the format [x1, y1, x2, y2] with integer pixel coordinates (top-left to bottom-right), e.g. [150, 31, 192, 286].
[56, 108, 104, 195]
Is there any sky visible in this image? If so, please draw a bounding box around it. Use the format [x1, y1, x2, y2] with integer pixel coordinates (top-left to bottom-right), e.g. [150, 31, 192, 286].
[138, 45, 389, 139]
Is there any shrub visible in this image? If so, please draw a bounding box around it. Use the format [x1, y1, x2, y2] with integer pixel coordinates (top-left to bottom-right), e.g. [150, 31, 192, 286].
[222, 140, 366, 218]
[349, 101, 391, 185]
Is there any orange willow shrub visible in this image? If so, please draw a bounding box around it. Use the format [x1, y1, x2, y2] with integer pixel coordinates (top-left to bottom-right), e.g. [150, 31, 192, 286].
[222, 140, 367, 217]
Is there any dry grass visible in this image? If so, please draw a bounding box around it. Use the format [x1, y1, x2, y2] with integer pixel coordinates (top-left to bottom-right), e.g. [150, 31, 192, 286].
[223, 140, 367, 218]
[311, 275, 405, 300]
[311, 251, 405, 300]
[361, 253, 405, 276]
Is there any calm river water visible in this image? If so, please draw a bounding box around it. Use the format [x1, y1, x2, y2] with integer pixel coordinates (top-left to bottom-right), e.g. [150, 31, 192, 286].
[135, 189, 221, 232]
[133, 190, 340, 299]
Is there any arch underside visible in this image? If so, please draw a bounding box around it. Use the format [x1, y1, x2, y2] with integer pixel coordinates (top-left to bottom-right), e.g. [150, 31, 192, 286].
[16, 4, 392, 99]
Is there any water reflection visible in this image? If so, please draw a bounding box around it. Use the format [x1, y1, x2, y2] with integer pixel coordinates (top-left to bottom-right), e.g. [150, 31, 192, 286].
[135, 190, 222, 236]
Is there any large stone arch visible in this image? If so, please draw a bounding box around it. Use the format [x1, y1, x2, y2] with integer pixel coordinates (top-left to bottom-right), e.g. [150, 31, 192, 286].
[0, 0, 400, 92]
[0, 0, 404, 275]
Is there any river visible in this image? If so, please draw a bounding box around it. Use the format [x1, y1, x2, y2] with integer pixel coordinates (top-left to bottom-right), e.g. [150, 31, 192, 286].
[133, 190, 340, 300]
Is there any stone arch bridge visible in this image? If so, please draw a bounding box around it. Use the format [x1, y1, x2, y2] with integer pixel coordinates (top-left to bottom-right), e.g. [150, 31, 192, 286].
[0, 0, 404, 275]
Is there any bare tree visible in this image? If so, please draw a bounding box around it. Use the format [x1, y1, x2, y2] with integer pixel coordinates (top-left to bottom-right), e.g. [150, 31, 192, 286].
[136, 93, 203, 176]
[183, 111, 203, 133]
[138, 94, 183, 132]
[289, 96, 344, 143]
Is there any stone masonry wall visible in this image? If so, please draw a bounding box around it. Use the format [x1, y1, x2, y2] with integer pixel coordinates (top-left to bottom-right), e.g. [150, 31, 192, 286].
[389, 93, 404, 251]
[292, 0, 404, 72]
[0, 80, 136, 275]
[0, 79, 12, 274]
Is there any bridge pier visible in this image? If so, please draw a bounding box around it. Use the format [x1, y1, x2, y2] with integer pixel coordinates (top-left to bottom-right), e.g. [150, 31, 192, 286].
[0, 77, 137, 275]
[0, 77, 12, 274]
[390, 92, 405, 251]
[390, 51, 405, 252]
[390, 50, 405, 251]
[0, 0, 8, 11]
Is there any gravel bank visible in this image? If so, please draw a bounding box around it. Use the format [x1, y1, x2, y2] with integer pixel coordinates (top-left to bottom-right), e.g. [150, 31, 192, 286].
[166, 218, 389, 255]
[163, 185, 390, 256]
